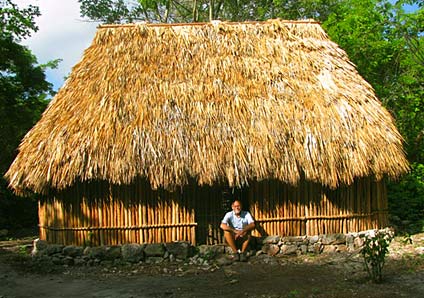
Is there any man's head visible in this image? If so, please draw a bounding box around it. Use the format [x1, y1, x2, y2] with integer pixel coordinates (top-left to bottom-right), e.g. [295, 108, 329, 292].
[231, 200, 242, 215]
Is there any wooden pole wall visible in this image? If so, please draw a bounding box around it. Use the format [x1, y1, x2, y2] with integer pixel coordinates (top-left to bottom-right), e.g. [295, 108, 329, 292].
[38, 179, 197, 246]
[38, 177, 388, 245]
[249, 178, 388, 237]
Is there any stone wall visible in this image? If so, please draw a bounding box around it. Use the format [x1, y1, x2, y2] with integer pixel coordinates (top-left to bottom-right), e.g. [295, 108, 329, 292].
[31, 229, 392, 266]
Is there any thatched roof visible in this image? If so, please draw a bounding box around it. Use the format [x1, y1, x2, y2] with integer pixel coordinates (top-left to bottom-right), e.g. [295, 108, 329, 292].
[6, 19, 409, 195]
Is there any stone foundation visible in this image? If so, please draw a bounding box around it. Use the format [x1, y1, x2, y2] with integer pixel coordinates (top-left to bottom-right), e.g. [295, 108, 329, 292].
[31, 228, 392, 266]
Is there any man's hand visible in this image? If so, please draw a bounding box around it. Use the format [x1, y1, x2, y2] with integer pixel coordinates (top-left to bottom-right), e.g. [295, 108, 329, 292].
[234, 229, 246, 239]
[236, 222, 255, 239]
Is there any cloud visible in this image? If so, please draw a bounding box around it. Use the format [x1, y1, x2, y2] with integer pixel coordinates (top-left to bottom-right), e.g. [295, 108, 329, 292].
[14, 0, 98, 91]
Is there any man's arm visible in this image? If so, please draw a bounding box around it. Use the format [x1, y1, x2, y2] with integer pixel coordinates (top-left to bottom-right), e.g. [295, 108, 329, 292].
[239, 222, 255, 237]
[220, 222, 235, 232]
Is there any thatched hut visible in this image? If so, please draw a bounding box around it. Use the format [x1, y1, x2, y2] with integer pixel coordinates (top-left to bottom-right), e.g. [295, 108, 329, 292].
[6, 20, 408, 246]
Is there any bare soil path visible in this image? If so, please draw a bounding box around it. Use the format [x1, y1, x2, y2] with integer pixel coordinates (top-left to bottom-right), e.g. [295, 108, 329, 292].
[1, 234, 423, 298]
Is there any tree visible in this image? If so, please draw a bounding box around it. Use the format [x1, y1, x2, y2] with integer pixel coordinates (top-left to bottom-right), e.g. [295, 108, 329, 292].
[78, 0, 280, 23]
[0, 0, 56, 236]
[320, 0, 423, 232]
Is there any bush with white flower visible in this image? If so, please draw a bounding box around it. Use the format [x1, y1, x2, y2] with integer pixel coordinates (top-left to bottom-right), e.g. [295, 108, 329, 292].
[360, 229, 394, 283]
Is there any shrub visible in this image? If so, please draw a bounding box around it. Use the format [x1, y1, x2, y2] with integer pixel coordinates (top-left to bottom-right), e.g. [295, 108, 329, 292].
[360, 230, 394, 283]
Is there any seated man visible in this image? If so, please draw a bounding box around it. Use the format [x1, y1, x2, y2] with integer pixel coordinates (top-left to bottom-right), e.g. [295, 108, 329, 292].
[220, 200, 255, 261]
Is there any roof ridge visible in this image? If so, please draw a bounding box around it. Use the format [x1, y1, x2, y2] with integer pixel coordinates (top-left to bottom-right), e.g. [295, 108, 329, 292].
[97, 19, 320, 29]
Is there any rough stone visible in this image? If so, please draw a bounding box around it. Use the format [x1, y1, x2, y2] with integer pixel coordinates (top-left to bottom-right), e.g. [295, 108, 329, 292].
[215, 255, 233, 266]
[308, 235, 320, 244]
[255, 254, 279, 265]
[255, 250, 264, 256]
[346, 234, 355, 245]
[354, 237, 365, 249]
[165, 242, 193, 260]
[313, 243, 323, 254]
[84, 246, 106, 259]
[121, 243, 145, 263]
[63, 246, 84, 257]
[32, 239, 48, 256]
[345, 235, 355, 251]
[45, 244, 64, 256]
[335, 244, 348, 252]
[34, 239, 48, 250]
[63, 256, 74, 266]
[146, 257, 164, 264]
[52, 256, 64, 265]
[100, 260, 114, 266]
[322, 245, 337, 253]
[74, 257, 86, 266]
[104, 246, 121, 260]
[262, 243, 280, 256]
[300, 244, 308, 254]
[198, 245, 225, 259]
[28, 231, 378, 267]
[415, 247, 424, 255]
[281, 236, 308, 245]
[258, 235, 280, 244]
[321, 233, 346, 245]
[280, 244, 298, 255]
[144, 243, 165, 257]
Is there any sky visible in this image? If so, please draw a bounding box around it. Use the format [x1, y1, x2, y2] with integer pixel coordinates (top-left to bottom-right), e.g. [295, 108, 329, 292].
[14, 0, 99, 91]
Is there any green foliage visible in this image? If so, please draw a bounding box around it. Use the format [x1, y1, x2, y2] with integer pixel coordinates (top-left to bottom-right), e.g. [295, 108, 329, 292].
[361, 230, 393, 283]
[320, 1, 423, 232]
[78, 0, 142, 23]
[287, 289, 299, 298]
[388, 163, 424, 234]
[0, 0, 55, 233]
[0, 0, 40, 40]
[78, 0, 294, 23]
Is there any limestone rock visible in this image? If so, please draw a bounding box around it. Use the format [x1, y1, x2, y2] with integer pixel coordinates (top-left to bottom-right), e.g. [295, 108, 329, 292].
[215, 255, 233, 266]
[280, 244, 298, 255]
[354, 237, 365, 249]
[321, 233, 346, 245]
[281, 236, 308, 245]
[165, 242, 193, 260]
[313, 243, 323, 254]
[146, 256, 164, 264]
[262, 243, 280, 256]
[32, 239, 48, 256]
[84, 246, 106, 259]
[121, 243, 145, 263]
[258, 235, 280, 245]
[198, 244, 225, 259]
[322, 245, 337, 253]
[104, 246, 121, 260]
[63, 245, 84, 257]
[308, 235, 320, 244]
[335, 244, 348, 252]
[45, 244, 64, 256]
[144, 243, 165, 257]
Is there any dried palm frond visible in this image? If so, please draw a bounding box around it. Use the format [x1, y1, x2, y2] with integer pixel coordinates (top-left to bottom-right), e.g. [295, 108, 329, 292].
[5, 19, 409, 195]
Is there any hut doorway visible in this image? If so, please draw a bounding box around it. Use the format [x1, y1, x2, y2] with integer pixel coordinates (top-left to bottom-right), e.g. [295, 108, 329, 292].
[194, 184, 250, 245]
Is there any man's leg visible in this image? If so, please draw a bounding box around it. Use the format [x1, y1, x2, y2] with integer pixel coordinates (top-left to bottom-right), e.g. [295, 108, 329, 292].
[240, 234, 251, 253]
[223, 230, 238, 253]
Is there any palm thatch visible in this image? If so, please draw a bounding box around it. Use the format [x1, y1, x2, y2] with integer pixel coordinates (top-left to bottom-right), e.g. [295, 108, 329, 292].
[6, 19, 409, 195]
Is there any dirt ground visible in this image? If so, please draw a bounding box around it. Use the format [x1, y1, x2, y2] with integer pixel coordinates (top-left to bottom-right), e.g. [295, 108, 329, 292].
[0, 234, 423, 298]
